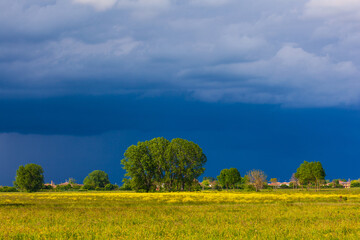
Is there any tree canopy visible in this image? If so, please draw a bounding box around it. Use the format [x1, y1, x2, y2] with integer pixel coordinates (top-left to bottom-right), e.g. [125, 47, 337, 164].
[83, 170, 110, 188]
[121, 137, 207, 192]
[295, 161, 326, 187]
[217, 168, 241, 189]
[248, 169, 267, 192]
[14, 163, 44, 192]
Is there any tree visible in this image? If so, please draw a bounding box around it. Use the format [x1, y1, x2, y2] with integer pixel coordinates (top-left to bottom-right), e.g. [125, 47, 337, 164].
[331, 179, 341, 188]
[202, 179, 210, 190]
[104, 183, 117, 191]
[227, 168, 241, 189]
[121, 137, 170, 192]
[290, 173, 299, 189]
[165, 138, 206, 191]
[248, 169, 267, 192]
[83, 170, 110, 188]
[312, 161, 326, 190]
[14, 163, 44, 192]
[295, 161, 326, 189]
[217, 169, 229, 189]
[203, 177, 216, 182]
[270, 178, 277, 184]
[270, 178, 278, 189]
[217, 168, 241, 190]
[121, 137, 206, 192]
[68, 178, 76, 184]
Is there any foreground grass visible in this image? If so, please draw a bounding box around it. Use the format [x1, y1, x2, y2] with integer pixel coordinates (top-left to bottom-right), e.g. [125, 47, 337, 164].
[1, 190, 360, 239]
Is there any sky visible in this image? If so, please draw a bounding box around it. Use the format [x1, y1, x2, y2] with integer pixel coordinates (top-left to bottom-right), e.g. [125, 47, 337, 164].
[1, 0, 360, 185]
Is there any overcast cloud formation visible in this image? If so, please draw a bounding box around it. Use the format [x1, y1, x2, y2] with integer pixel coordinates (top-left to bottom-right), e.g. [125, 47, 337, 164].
[1, 0, 360, 106]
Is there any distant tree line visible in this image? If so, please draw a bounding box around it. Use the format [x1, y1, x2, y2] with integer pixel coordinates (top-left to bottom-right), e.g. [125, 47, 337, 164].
[9, 136, 358, 193]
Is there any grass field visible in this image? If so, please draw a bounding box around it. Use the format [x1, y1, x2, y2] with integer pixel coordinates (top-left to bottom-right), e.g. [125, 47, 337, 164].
[1, 190, 360, 239]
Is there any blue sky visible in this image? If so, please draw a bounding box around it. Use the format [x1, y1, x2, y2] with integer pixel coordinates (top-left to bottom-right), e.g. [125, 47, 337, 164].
[1, 0, 360, 185]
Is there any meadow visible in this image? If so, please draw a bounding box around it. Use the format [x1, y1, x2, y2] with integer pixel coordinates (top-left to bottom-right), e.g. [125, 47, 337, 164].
[1, 190, 360, 239]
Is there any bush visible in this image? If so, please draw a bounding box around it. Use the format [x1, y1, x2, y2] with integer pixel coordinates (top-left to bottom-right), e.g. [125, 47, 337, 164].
[0, 186, 18, 192]
[351, 180, 360, 188]
[104, 183, 116, 191]
[42, 185, 54, 190]
[280, 184, 290, 189]
[120, 179, 132, 191]
[263, 184, 272, 190]
[244, 184, 256, 191]
[82, 184, 95, 190]
[72, 184, 82, 190]
[57, 184, 72, 191]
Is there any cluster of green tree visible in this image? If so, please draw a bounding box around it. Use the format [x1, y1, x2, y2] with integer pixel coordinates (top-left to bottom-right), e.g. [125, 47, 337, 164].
[217, 168, 241, 189]
[121, 137, 206, 192]
[295, 161, 326, 189]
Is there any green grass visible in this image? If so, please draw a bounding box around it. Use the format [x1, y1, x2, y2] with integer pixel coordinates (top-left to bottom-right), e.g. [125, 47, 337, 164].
[1, 190, 360, 239]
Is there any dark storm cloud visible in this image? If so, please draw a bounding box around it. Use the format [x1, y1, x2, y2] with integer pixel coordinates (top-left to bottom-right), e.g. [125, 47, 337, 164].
[1, 0, 360, 106]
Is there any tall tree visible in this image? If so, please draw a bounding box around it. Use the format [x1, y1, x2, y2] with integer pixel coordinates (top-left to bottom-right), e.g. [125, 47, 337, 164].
[227, 168, 241, 189]
[121, 137, 206, 192]
[83, 170, 110, 188]
[165, 138, 206, 191]
[148, 137, 171, 189]
[217, 169, 229, 189]
[218, 168, 241, 189]
[295, 161, 326, 189]
[313, 161, 326, 190]
[121, 142, 157, 192]
[290, 173, 299, 189]
[248, 169, 267, 192]
[14, 163, 44, 192]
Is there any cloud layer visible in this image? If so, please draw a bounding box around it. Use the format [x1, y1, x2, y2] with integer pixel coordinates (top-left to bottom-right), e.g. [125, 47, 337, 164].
[1, 0, 360, 106]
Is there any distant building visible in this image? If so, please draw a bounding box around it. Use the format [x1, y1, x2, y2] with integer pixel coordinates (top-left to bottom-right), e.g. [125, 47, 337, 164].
[44, 180, 83, 188]
[339, 180, 351, 188]
[268, 182, 290, 188]
[44, 180, 56, 188]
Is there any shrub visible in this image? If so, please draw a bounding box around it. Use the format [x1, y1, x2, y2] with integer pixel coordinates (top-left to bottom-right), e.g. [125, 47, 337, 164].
[104, 183, 116, 191]
[0, 186, 18, 192]
[351, 180, 360, 188]
[57, 184, 72, 191]
[82, 184, 95, 190]
[120, 179, 132, 191]
[244, 184, 256, 191]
